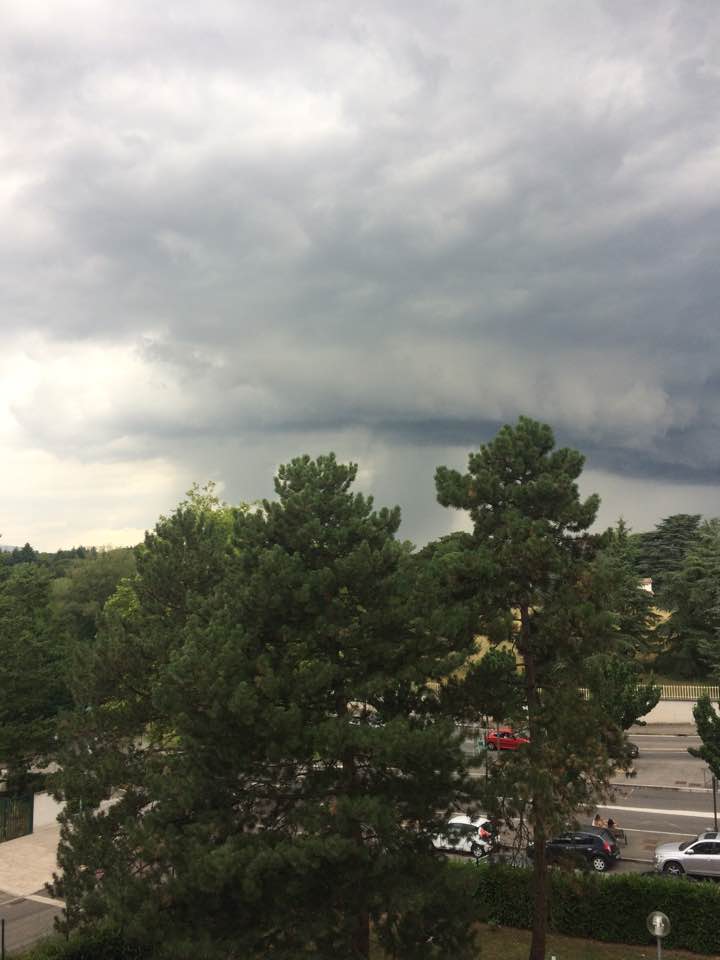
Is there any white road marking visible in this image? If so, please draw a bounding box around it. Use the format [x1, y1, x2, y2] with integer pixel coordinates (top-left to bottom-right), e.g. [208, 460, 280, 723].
[598, 803, 713, 818]
[622, 827, 696, 837]
[631, 734, 700, 739]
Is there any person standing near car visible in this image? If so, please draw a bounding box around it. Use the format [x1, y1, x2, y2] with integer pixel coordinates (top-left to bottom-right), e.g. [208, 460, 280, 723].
[592, 813, 606, 828]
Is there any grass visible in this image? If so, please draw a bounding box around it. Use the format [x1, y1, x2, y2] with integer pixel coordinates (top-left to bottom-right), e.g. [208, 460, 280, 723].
[474, 925, 720, 959]
[370, 925, 720, 960]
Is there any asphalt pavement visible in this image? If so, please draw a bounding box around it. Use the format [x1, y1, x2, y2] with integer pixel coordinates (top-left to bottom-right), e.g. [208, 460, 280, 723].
[0, 890, 61, 955]
[465, 724, 719, 872]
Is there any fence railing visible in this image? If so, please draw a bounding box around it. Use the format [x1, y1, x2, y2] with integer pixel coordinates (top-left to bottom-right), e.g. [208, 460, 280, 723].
[579, 684, 719, 702]
[658, 684, 720, 701]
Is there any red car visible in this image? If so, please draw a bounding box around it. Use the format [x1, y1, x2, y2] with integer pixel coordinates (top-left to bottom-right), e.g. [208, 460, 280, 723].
[485, 727, 530, 751]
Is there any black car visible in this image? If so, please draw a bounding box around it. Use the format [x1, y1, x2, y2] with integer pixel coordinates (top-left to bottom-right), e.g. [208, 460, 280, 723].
[528, 827, 621, 873]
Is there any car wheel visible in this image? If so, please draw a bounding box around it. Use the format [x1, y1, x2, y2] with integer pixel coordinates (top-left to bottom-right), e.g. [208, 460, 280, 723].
[487, 742, 497, 751]
[591, 855, 608, 873]
[663, 861, 684, 876]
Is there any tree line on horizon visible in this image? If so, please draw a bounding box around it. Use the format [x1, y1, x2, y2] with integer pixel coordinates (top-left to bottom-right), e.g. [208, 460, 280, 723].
[0, 419, 719, 960]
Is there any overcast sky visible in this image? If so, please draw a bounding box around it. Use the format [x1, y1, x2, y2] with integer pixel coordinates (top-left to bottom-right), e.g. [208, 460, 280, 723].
[2, 0, 720, 550]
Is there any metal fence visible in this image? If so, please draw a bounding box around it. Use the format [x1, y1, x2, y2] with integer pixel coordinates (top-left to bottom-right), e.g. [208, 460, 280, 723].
[0, 795, 33, 843]
[578, 684, 719, 702]
[659, 684, 720, 701]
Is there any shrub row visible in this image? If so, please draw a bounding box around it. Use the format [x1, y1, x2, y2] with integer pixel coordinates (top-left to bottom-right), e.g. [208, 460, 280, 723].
[21, 865, 720, 958]
[463, 861, 720, 955]
[20, 927, 149, 960]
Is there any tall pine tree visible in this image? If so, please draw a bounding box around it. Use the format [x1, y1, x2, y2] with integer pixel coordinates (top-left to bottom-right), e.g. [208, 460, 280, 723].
[436, 417, 627, 960]
[54, 459, 481, 959]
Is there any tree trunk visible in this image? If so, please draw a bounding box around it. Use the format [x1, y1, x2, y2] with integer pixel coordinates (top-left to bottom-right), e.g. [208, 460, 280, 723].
[518, 605, 547, 960]
[352, 910, 370, 959]
[340, 702, 370, 960]
[528, 827, 548, 960]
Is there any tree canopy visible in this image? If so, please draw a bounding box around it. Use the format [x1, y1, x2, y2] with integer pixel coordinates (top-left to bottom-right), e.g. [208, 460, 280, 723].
[658, 519, 720, 678]
[435, 417, 634, 960]
[54, 459, 481, 960]
[632, 513, 701, 600]
[689, 696, 720, 783]
[0, 564, 71, 792]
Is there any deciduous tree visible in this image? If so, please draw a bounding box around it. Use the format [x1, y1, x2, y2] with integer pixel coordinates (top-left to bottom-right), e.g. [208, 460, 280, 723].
[689, 696, 720, 782]
[633, 513, 701, 599]
[0, 565, 71, 792]
[585, 655, 661, 732]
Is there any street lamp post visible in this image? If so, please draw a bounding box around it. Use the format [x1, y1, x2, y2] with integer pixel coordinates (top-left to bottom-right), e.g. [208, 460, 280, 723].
[647, 911, 671, 960]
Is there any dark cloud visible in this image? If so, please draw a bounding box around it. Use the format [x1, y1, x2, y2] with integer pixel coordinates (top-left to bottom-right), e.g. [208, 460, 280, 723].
[2, 0, 720, 547]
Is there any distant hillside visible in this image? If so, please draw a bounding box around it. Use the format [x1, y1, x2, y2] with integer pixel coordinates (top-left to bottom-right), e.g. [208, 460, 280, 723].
[0, 544, 18, 552]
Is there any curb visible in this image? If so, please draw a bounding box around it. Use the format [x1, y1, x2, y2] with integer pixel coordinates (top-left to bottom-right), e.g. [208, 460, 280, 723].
[609, 781, 712, 794]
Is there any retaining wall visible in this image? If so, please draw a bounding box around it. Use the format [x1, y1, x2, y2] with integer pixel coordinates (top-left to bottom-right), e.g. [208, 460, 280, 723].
[33, 791, 64, 828]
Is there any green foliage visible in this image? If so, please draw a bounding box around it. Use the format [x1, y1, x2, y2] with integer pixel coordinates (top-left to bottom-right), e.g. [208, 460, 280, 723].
[3, 542, 40, 567]
[0, 535, 135, 790]
[50, 549, 136, 644]
[0, 564, 71, 791]
[591, 519, 659, 656]
[466, 862, 720, 955]
[585, 655, 661, 731]
[54, 458, 480, 960]
[632, 513, 702, 599]
[442, 648, 524, 725]
[435, 418, 635, 960]
[689, 696, 720, 780]
[658, 519, 720, 678]
[20, 927, 148, 960]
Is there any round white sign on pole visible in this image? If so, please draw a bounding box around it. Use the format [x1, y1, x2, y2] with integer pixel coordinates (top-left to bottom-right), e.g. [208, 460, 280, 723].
[647, 911, 671, 939]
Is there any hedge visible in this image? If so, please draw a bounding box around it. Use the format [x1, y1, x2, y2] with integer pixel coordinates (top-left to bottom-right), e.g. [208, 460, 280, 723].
[20, 867, 720, 958]
[19, 928, 149, 960]
[464, 861, 720, 955]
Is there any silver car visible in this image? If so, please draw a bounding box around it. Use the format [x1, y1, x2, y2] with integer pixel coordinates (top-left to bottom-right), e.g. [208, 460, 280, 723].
[654, 831, 720, 877]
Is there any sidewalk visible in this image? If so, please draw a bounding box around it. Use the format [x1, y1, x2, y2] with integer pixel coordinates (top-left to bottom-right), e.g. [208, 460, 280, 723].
[628, 722, 697, 736]
[0, 822, 61, 900]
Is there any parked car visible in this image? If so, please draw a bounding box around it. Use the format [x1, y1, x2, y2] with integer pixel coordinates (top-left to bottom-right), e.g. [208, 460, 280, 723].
[432, 815, 493, 858]
[654, 832, 720, 878]
[528, 827, 621, 873]
[485, 728, 530, 751]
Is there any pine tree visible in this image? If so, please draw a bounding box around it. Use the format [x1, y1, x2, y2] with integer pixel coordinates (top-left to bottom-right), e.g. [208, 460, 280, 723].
[436, 417, 626, 960]
[54, 460, 481, 959]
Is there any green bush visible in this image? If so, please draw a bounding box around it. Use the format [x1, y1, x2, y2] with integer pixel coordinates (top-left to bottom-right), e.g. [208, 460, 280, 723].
[20, 927, 149, 960]
[464, 862, 720, 954]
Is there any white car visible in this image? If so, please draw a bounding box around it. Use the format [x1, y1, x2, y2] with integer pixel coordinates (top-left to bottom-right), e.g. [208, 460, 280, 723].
[432, 814, 493, 858]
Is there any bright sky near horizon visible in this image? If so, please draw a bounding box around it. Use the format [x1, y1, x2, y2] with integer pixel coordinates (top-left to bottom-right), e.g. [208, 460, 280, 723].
[2, 1, 720, 550]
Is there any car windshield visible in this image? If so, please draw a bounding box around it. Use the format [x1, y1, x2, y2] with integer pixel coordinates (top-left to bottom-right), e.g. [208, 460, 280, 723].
[679, 837, 697, 851]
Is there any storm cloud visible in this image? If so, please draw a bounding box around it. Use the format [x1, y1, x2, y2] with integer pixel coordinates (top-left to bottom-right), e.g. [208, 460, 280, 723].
[2, 0, 720, 548]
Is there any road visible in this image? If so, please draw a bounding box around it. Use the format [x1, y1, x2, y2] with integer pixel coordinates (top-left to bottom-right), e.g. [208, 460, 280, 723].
[624, 733, 712, 789]
[465, 728, 719, 870]
[0, 891, 61, 955]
